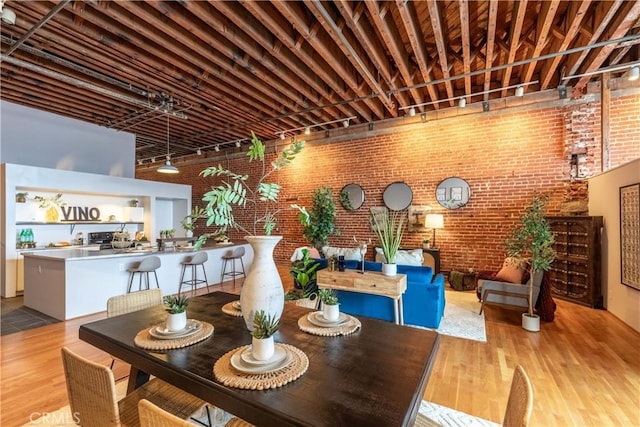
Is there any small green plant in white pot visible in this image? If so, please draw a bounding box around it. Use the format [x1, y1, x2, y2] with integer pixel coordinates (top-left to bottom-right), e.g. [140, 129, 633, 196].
[370, 209, 407, 276]
[163, 295, 189, 332]
[318, 288, 339, 322]
[251, 310, 280, 361]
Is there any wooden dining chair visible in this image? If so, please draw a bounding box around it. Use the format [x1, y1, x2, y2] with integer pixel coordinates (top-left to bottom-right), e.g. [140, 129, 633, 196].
[61, 346, 206, 427]
[140, 399, 255, 427]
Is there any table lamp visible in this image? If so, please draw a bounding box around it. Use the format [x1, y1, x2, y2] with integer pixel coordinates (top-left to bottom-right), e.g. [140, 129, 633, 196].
[425, 214, 444, 248]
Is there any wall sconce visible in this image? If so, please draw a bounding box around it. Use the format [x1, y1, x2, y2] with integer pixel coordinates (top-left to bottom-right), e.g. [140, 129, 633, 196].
[425, 214, 444, 248]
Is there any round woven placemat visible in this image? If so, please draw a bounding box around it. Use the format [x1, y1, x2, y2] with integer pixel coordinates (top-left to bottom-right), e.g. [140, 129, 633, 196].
[213, 344, 308, 390]
[297, 313, 361, 336]
[134, 321, 214, 350]
[221, 301, 243, 317]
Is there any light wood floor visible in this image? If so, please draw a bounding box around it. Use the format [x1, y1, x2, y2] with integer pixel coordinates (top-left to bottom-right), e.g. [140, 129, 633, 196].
[2, 270, 639, 426]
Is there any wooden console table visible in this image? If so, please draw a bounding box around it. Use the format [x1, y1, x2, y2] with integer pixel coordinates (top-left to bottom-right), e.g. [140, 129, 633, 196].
[317, 269, 407, 325]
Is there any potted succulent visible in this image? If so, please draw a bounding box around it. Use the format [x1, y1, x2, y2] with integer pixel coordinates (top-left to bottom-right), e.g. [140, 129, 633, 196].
[318, 288, 339, 322]
[16, 192, 28, 203]
[285, 248, 320, 308]
[505, 193, 556, 332]
[197, 131, 310, 331]
[370, 209, 407, 276]
[251, 309, 280, 361]
[163, 295, 189, 332]
[302, 186, 340, 251]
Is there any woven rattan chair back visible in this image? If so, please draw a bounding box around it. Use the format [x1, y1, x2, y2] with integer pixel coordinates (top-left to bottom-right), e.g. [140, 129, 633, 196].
[107, 288, 163, 318]
[139, 399, 193, 427]
[61, 346, 122, 427]
[225, 417, 254, 427]
[502, 365, 534, 427]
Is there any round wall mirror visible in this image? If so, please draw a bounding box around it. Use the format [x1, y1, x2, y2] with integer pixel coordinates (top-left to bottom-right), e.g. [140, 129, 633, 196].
[435, 177, 471, 209]
[340, 183, 365, 210]
[383, 182, 413, 211]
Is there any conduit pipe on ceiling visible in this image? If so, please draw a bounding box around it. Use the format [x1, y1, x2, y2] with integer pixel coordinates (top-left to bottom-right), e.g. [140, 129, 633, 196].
[0, 55, 188, 119]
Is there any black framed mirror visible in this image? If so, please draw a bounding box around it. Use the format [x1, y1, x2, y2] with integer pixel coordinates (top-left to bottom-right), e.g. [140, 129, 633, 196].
[436, 177, 471, 209]
[383, 182, 413, 211]
[340, 183, 365, 210]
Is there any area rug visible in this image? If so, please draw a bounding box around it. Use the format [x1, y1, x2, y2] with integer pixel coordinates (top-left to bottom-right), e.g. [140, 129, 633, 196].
[436, 290, 487, 342]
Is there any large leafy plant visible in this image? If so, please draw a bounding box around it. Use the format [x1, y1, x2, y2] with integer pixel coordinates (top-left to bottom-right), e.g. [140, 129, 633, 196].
[196, 132, 309, 248]
[302, 186, 339, 250]
[370, 209, 407, 264]
[286, 248, 321, 301]
[505, 193, 556, 317]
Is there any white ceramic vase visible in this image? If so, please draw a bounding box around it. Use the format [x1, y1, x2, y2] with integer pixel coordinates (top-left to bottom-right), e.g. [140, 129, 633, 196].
[522, 313, 540, 332]
[382, 263, 397, 276]
[323, 303, 340, 322]
[251, 336, 275, 361]
[240, 236, 285, 331]
[166, 311, 187, 332]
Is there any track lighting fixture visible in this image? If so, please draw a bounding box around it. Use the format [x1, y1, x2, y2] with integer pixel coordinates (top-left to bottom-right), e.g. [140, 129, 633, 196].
[214, 145, 220, 152]
[458, 97, 466, 108]
[629, 66, 639, 81]
[280, 132, 285, 140]
[151, 157, 155, 163]
[515, 85, 524, 97]
[275, 116, 356, 138]
[343, 119, 350, 128]
[408, 106, 416, 117]
[0, 3, 16, 25]
[196, 148, 202, 155]
[304, 127, 311, 135]
[235, 140, 242, 148]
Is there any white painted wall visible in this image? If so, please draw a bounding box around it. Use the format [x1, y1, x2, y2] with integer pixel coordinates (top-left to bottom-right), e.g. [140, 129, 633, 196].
[589, 158, 640, 332]
[0, 101, 135, 177]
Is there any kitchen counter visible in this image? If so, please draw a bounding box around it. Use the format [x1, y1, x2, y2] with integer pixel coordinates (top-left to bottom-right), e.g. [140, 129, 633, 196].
[23, 242, 252, 320]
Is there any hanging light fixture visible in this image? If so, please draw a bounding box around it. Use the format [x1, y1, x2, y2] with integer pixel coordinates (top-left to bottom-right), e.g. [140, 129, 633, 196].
[628, 66, 639, 81]
[157, 116, 179, 174]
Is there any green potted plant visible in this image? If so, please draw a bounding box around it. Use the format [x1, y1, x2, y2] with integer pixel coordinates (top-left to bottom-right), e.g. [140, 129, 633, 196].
[422, 238, 431, 249]
[505, 193, 556, 332]
[251, 309, 280, 361]
[370, 209, 407, 276]
[34, 193, 66, 222]
[318, 288, 340, 321]
[163, 295, 189, 331]
[16, 192, 28, 203]
[197, 131, 310, 331]
[128, 199, 139, 207]
[302, 186, 339, 250]
[285, 248, 321, 308]
[180, 206, 206, 237]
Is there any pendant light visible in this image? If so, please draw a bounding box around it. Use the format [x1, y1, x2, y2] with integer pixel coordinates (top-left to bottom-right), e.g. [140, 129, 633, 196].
[158, 115, 178, 174]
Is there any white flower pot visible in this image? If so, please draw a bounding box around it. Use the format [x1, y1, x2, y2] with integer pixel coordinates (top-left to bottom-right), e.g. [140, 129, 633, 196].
[251, 336, 275, 361]
[382, 263, 397, 276]
[240, 236, 285, 331]
[166, 311, 187, 332]
[522, 313, 540, 332]
[322, 303, 340, 322]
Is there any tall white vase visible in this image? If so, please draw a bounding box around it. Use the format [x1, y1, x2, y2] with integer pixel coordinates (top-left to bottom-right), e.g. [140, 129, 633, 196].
[240, 236, 285, 331]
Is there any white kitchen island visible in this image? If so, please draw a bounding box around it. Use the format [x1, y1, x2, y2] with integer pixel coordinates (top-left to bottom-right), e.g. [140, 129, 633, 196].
[23, 243, 253, 320]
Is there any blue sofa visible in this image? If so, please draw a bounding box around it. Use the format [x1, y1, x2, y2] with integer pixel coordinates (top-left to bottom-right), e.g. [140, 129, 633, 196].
[315, 259, 446, 328]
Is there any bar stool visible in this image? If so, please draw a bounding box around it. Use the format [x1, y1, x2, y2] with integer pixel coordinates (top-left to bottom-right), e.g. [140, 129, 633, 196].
[127, 256, 161, 293]
[178, 251, 210, 296]
[220, 247, 246, 286]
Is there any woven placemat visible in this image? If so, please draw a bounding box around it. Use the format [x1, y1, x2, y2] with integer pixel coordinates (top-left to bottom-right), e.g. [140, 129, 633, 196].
[134, 321, 214, 350]
[221, 301, 243, 317]
[297, 313, 361, 336]
[213, 344, 308, 390]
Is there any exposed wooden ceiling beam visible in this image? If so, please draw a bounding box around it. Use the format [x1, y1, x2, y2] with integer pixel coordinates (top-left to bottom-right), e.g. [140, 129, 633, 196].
[500, 0, 528, 97]
[520, 0, 560, 85]
[483, 0, 499, 100]
[427, 0, 455, 105]
[459, 0, 472, 100]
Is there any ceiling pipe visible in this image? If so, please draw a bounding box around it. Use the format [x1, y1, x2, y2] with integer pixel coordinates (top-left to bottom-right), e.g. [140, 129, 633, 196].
[1, 0, 71, 58]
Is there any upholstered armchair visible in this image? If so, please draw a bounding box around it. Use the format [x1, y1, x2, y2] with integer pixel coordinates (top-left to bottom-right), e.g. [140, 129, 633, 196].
[477, 258, 543, 315]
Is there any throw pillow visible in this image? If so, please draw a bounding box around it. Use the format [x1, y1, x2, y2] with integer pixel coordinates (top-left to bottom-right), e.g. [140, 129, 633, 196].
[374, 248, 423, 266]
[322, 246, 361, 261]
[495, 257, 527, 284]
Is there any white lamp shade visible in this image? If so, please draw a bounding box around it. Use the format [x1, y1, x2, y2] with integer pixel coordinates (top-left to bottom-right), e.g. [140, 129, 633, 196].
[425, 214, 444, 229]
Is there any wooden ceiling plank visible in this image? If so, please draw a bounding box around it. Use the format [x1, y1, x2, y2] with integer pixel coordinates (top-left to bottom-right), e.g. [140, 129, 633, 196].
[520, 0, 561, 85]
[393, 0, 439, 108]
[239, 0, 373, 122]
[500, 0, 528, 97]
[574, 1, 640, 91]
[270, 1, 385, 120]
[483, 0, 499, 100]
[426, 0, 456, 104]
[539, 0, 593, 89]
[459, 0, 472, 102]
[208, 0, 354, 124]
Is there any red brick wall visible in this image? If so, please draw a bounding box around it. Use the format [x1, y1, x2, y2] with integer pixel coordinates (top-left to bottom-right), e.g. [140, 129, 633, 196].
[138, 94, 640, 274]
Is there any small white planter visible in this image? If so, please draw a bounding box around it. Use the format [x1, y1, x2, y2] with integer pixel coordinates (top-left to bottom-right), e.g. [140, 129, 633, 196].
[251, 336, 275, 361]
[522, 313, 540, 332]
[322, 303, 340, 322]
[382, 263, 397, 276]
[166, 311, 187, 332]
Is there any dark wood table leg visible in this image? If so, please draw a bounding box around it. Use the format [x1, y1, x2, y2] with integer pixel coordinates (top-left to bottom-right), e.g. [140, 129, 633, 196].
[127, 366, 150, 393]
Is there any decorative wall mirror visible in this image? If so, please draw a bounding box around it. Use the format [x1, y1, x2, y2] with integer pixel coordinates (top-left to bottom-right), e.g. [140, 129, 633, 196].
[435, 177, 471, 209]
[340, 183, 365, 210]
[383, 182, 413, 211]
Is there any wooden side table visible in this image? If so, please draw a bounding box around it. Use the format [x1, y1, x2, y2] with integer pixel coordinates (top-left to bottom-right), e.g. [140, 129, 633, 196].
[317, 269, 407, 325]
[423, 248, 441, 275]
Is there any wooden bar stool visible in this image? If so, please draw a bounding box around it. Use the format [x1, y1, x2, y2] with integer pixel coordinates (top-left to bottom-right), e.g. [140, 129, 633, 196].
[179, 252, 210, 296]
[127, 256, 161, 293]
[220, 247, 246, 286]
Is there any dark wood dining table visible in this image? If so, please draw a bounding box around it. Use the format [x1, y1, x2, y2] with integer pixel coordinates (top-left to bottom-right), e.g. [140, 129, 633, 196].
[79, 292, 440, 426]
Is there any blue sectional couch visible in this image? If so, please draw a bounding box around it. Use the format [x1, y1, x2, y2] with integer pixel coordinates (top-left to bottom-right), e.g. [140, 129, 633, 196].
[315, 259, 446, 328]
